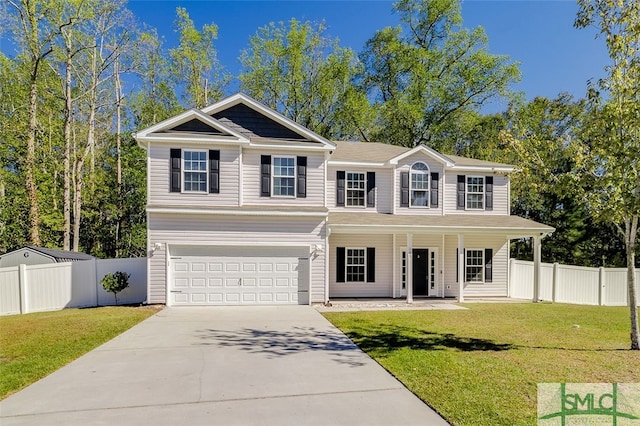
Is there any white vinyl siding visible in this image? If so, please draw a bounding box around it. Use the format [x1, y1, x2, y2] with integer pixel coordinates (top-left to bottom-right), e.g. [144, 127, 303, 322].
[444, 172, 509, 215]
[243, 151, 325, 206]
[394, 153, 443, 215]
[147, 213, 326, 304]
[443, 234, 509, 297]
[329, 234, 392, 297]
[148, 145, 239, 206]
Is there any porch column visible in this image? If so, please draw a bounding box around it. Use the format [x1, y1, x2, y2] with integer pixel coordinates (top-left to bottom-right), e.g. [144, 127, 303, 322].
[325, 235, 330, 305]
[392, 233, 397, 298]
[458, 234, 465, 302]
[407, 233, 413, 304]
[533, 235, 542, 302]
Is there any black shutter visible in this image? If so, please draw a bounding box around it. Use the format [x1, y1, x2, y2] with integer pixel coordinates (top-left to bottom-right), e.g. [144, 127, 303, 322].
[457, 175, 466, 210]
[366, 247, 375, 282]
[297, 156, 307, 198]
[485, 176, 493, 211]
[430, 172, 439, 207]
[260, 155, 271, 197]
[336, 247, 345, 283]
[484, 248, 493, 283]
[366, 172, 376, 207]
[456, 248, 459, 283]
[336, 171, 345, 206]
[401, 171, 409, 207]
[170, 148, 181, 192]
[209, 150, 220, 194]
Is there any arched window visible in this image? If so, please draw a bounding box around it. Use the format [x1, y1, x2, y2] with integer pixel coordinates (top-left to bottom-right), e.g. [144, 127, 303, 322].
[410, 162, 430, 207]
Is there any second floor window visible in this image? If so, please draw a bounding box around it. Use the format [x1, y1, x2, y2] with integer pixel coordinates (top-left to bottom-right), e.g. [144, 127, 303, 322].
[466, 176, 485, 209]
[273, 157, 295, 197]
[183, 150, 207, 192]
[346, 172, 365, 206]
[411, 162, 430, 207]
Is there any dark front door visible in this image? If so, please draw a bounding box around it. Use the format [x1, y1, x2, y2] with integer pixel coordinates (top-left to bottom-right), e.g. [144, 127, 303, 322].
[413, 249, 429, 296]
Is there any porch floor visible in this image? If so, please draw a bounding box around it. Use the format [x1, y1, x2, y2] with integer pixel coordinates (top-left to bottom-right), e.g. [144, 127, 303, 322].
[315, 297, 467, 312]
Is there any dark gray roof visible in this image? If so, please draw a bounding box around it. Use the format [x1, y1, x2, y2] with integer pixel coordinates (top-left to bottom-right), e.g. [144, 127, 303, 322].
[26, 246, 94, 262]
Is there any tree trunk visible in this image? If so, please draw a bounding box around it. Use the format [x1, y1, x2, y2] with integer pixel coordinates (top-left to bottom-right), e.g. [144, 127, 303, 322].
[625, 216, 639, 350]
[26, 68, 41, 246]
[63, 37, 73, 251]
[114, 58, 123, 257]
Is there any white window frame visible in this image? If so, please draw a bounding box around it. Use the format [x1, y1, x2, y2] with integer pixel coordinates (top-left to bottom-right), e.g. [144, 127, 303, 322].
[346, 171, 366, 207]
[345, 247, 366, 283]
[182, 149, 208, 193]
[465, 248, 484, 283]
[410, 162, 430, 208]
[272, 156, 296, 198]
[465, 176, 485, 210]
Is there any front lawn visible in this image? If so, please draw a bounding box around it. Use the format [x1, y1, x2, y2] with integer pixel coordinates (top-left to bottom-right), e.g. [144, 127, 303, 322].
[0, 306, 158, 400]
[323, 303, 640, 425]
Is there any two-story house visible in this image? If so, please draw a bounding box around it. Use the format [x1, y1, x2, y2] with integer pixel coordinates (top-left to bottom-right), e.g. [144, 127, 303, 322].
[134, 93, 553, 306]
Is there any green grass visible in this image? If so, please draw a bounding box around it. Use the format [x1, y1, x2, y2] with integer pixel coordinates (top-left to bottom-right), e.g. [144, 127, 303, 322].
[324, 303, 640, 426]
[0, 306, 159, 400]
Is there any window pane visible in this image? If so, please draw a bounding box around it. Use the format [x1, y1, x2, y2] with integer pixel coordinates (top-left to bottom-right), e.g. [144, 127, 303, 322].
[466, 177, 484, 209]
[465, 250, 484, 282]
[411, 190, 429, 206]
[183, 151, 207, 192]
[346, 248, 366, 282]
[273, 157, 295, 196]
[346, 173, 365, 206]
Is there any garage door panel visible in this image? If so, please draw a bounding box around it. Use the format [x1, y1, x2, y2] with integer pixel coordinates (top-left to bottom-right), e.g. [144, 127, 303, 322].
[208, 278, 223, 287]
[171, 254, 304, 306]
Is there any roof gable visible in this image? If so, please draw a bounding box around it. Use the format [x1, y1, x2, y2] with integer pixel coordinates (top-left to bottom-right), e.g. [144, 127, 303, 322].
[134, 109, 248, 147]
[389, 145, 454, 167]
[212, 103, 306, 140]
[201, 93, 335, 149]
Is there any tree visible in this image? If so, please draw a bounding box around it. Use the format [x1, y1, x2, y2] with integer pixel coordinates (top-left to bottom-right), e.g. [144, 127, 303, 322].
[169, 7, 228, 108]
[4, 0, 69, 246]
[239, 18, 371, 140]
[100, 271, 130, 305]
[575, 0, 640, 350]
[358, 0, 520, 149]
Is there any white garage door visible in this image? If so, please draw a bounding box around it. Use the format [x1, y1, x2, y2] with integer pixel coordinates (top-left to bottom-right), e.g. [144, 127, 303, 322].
[170, 255, 305, 305]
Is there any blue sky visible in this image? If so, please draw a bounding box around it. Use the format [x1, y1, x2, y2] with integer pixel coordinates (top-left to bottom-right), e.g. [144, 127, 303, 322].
[127, 0, 610, 110]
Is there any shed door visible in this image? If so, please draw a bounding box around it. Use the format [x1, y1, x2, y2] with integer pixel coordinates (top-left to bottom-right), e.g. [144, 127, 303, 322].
[170, 255, 303, 305]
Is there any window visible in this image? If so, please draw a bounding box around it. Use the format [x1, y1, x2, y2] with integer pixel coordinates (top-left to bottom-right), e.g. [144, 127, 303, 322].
[410, 162, 430, 207]
[346, 172, 365, 207]
[183, 150, 207, 192]
[466, 176, 484, 209]
[273, 157, 295, 197]
[465, 249, 484, 283]
[346, 248, 366, 282]
[401, 251, 407, 289]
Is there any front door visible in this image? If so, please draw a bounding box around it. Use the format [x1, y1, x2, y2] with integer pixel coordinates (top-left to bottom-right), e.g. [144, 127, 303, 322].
[413, 249, 429, 296]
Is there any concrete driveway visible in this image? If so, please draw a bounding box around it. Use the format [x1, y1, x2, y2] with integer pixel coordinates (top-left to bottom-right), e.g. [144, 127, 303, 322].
[0, 306, 449, 425]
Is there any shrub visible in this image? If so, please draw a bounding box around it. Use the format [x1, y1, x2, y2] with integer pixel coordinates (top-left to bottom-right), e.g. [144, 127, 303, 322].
[100, 271, 130, 305]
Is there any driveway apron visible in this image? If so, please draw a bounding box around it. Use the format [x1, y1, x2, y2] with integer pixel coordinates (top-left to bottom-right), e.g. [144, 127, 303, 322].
[0, 306, 449, 425]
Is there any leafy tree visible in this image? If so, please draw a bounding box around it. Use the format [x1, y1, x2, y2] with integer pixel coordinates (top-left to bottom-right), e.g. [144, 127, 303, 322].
[100, 271, 130, 305]
[239, 18, 371, 140]
[358, 0, 520, 149]
[169, 7, 229, 108]
[574, 0, 639, 349]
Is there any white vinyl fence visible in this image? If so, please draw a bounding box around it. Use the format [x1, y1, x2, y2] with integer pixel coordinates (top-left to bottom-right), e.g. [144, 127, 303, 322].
[509, 259, 640, 306]
[0, 258, 146, 316]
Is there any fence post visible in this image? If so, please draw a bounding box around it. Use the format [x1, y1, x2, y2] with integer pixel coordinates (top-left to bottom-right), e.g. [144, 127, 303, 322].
[508, 258, 515, 298]
[552, 263, 558, 303]
[599, 267, 606, 306]
[94, 258, 100, 307]
[18, 264, 28, 314]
